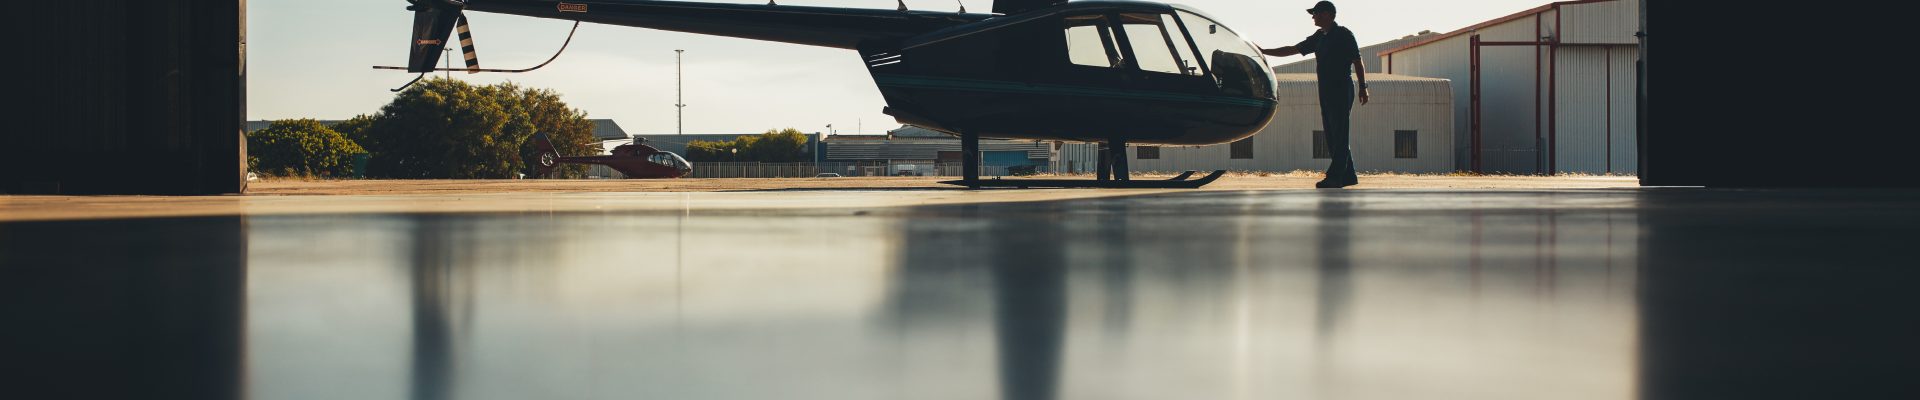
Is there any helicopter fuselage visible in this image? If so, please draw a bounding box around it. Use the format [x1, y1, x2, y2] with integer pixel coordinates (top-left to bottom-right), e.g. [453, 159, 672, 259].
[442, 0, 1278, 146]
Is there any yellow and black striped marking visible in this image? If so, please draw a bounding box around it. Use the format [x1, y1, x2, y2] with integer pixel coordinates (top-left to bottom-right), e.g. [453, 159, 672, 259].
[456, 16, 480, 74]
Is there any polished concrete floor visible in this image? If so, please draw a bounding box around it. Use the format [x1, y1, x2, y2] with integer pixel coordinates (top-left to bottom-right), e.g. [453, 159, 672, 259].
[3, 189, 1917, 400]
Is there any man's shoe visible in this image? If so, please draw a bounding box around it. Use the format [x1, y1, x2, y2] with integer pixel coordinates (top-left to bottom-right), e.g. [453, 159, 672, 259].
[1316, 177, 1358, 188]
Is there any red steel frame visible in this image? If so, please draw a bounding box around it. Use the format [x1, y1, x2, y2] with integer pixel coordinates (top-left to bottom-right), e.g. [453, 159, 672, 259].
[1411, 0, 1628, 175]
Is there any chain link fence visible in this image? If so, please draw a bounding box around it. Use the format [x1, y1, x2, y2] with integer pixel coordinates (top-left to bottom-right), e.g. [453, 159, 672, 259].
[685, 162, 1050, 178]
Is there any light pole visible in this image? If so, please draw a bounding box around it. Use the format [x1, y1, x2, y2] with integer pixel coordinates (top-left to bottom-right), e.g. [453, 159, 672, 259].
[675, 49, 686, 135]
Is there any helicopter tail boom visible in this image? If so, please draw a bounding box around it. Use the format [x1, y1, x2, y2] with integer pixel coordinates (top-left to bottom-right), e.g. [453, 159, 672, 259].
[405, 1, 469, 73]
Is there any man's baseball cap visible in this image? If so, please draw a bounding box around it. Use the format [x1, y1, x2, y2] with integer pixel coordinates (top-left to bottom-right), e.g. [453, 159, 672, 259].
[1307, 1, 1337, 14]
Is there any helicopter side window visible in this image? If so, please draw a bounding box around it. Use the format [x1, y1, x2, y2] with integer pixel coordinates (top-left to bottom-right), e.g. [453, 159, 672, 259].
[1116, 13, 1199, 76]
[1063, 14, 1121, 68]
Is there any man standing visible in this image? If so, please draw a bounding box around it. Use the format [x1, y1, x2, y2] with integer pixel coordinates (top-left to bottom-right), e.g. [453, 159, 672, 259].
[1262, 1, 1369, 188]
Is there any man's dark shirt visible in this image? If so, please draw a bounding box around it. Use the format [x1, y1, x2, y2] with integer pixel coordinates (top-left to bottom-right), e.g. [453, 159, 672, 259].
[1296, 25, 1360, 83]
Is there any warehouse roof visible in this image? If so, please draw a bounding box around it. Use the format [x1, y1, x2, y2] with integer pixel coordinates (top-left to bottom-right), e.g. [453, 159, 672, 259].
[589, 120, 630, 140]
[1378, 0, 1625, 57]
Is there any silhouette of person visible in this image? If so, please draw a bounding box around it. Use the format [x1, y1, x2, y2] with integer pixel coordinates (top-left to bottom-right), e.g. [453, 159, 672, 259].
[1261, 1, 1370, 188]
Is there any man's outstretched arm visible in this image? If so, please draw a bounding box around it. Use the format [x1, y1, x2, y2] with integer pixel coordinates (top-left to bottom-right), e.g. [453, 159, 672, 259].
[1262, 46, 1301, 57]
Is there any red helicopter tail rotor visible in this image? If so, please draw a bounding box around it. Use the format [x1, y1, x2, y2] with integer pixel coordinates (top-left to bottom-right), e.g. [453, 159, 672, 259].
[532, 132, 561, 178]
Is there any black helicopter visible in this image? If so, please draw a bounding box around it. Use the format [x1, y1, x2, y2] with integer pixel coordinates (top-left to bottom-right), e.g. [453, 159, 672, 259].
[388, 0, 1279, 188]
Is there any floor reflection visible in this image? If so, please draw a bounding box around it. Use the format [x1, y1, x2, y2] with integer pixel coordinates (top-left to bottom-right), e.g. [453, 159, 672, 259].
[5, 190, 1915, 399]
[0, 217, 246, 400]
[410, 216, 461, 400]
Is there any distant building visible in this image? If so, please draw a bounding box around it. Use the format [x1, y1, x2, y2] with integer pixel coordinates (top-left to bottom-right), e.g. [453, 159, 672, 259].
[622, 133, 824, 158]
[1058, 74, 1453, 174]
[1380, 0, 1640, 174]
[1271, 30, 1438, 74]
[587, 119, 631, 141]
[823, 126, 1050, 176]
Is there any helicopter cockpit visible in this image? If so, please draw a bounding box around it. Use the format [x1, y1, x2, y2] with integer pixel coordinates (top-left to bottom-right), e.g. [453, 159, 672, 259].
[646, 152, 693, 172]
[1061, 6, 1274, 99]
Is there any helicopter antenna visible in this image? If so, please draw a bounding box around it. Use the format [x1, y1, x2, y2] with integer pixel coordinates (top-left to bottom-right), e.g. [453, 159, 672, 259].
[957, 0, 966, 13]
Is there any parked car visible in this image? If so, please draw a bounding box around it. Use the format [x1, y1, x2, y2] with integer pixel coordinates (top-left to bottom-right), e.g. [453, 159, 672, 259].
[815, 173, 843, 178]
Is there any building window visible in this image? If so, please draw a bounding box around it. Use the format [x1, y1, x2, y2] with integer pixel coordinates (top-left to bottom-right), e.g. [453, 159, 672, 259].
[1312, 131, 1329, 159]
[1395, 130, 1418, 158]
[1137, 146, 1160, 159]
[1230, 137, 1253, 159]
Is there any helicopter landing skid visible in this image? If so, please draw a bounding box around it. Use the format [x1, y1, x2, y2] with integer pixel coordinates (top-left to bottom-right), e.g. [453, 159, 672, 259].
[940, 170, 1225, 189]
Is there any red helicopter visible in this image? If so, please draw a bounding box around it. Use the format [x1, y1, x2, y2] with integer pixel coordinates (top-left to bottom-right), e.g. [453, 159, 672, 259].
[533, 133, 693, 179]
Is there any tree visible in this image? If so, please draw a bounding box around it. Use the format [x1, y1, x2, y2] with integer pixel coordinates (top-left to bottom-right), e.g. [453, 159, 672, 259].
[332, 114, 375, 145]
[247, 119, 365, 178]
[491, 83, 594, 178]
[745, 128, 810, 163]
[350, 78, 597, 179]
[679, 128, 810, 163]
[684, 139, 737, 162]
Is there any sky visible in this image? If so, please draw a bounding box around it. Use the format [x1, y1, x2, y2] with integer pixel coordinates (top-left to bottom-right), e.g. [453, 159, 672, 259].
[249, 0, 1553, 135]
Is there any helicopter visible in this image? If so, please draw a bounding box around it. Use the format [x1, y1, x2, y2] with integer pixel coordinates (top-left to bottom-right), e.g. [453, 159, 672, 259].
[387, 0, 1279, 188]
[531, 133, 694, 179]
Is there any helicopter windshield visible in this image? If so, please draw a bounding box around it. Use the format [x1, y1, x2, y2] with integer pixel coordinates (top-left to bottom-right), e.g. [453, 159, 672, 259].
[664, 152, 691, 170]
[1173, 11, 1266, 71]
[1174, 10, 1275, 98]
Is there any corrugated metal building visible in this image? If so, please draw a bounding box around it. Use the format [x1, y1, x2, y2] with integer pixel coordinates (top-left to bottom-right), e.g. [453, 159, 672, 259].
[1380, 0, 1640, 174]
[1058, 74, 1453, 174]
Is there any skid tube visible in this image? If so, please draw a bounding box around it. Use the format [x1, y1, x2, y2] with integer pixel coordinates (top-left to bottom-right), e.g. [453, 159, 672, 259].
[940, 170, 1225, 189]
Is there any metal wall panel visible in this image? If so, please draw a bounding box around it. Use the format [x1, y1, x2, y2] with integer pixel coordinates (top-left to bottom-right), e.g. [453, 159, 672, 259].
[1549, 44, 1639, 174]
[1562, 0, 1640, 44]
[3, 0, 248, 194]
[1608, 45, 1640, 174]
[1555, 46, 1608, 173]
[1382, 36, 1475, 170]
